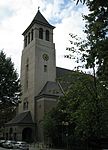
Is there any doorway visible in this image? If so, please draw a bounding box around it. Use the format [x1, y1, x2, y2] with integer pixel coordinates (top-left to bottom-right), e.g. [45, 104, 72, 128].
[22, 127, 33, 143]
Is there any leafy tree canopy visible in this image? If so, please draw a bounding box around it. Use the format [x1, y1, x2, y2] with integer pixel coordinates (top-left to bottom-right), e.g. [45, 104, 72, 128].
[75, 0, 105, 6]
[0, 50, 21, 126]
[62, 0, 108, 148]
[83, 0, 108, 83]
[68, 0, 107, 85]
[44, 0, 108, 148]
[44, 71, 108, 148]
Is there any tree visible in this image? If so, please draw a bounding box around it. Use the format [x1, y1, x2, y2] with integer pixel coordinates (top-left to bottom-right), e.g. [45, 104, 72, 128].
[82, 0, 108, 85]
[0, 50, 21, 127]
[75, 0, 105, 5]
[64, 4, 108, 147]
[73, 0, 108, 85]
[44, 0, 108, 148]
[43, 71, 108, 149]
[44, 108, 64, 148]
[75, 0, 86, 5]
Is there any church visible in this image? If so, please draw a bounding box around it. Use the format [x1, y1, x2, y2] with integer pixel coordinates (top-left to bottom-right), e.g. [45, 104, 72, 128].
[5, 9, 71, 143]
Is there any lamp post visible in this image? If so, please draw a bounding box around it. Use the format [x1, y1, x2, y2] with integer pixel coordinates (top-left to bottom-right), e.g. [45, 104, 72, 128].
[65, 122, 69, 150]
[62, 121, 69, 149]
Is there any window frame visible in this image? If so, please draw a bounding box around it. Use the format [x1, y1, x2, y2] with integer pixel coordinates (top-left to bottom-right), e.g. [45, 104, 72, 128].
[39, 28, 43, 39]
[46, 30, 49, 41]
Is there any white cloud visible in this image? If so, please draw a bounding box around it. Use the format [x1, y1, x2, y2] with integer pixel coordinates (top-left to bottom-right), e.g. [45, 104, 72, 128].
[0, 0, 88, 75]
[53, 1, 88, 70]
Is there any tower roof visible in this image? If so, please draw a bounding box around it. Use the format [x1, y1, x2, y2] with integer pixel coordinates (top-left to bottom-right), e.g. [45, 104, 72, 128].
[22, 10, 55, 35]
[33, 10, 55, 28]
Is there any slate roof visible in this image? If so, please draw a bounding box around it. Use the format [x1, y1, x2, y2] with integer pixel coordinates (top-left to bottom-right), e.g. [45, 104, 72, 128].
[23, 10, 55, 35]
[33, 10, 55, 28]
[56, 67, 73, 91]
[56, 67, 72, 78]
[35, 81, 64, 100]
[36, 67, 72, 99]
[6, 111, 33, 126]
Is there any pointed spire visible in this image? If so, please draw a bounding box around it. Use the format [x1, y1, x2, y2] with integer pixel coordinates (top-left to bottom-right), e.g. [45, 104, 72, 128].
[22, 9, 55, 35]
[33, 10, 55, 29]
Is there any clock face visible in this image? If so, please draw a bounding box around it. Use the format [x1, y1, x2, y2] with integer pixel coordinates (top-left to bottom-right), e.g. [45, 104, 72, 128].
[42, 53, 49, 61]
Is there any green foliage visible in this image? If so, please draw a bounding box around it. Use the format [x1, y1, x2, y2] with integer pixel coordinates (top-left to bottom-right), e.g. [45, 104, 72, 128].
[43, 108, 64, 147]
[75, 0, 86, 5]
[44, 109, 58, 138]
[44, 0, 108, 148]
[62, 72, 108, 139]
[0, 50, 21, 126]
[43, 71, 108, 148]
[71, 0, 108, 85]
[64, 0, 108, 148]
[83, 0, 108, 84]
[75, 0, 105, 6]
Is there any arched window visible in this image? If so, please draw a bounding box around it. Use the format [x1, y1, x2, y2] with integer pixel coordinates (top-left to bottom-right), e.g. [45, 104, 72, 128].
[31, 29, 34, 41]
[23, 98, 29, 110]
[46, 30, 49, 41]
[39, 28, 43, 39]
[23, 101, 29, 110]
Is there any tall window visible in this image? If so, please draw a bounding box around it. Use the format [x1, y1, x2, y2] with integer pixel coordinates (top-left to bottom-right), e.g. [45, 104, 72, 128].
[44, 65, 47, 72]
[46, 30, 49, 41]
[23, 98, 29, 110]
[28, 32, 30, 44]
[31, 29, 34, 41]
[39, 28, 43, 39]
[24, 36, 27, 47]
[25, 58, 29, 91]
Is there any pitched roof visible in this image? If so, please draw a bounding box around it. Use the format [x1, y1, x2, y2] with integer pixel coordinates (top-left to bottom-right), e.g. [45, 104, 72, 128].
[6, 111, 33, 126]
[33, 10, 55, 28]
[35, 67, 72, 100]
[56, 67, 73, 91]
[56, 67, 72, 78]
[36, 81, 63, 100]
[22, 10, 55, 35]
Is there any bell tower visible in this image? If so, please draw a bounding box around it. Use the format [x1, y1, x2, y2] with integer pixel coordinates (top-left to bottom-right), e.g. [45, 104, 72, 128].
[5, 9, 63, 143]
[19, 9, 56, 123]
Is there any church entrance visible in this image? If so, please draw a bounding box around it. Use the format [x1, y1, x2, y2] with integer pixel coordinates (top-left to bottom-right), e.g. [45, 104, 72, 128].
[22, 128, 33, 143]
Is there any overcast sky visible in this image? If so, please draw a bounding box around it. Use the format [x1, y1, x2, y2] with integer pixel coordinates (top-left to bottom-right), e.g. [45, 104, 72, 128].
[0, 0, 88, 76]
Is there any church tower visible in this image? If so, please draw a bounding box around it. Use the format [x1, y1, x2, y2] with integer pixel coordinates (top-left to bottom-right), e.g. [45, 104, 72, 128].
[19, 9, 58, 142]
[5, 9, 63, 143]
[19, 9, 56, 119]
